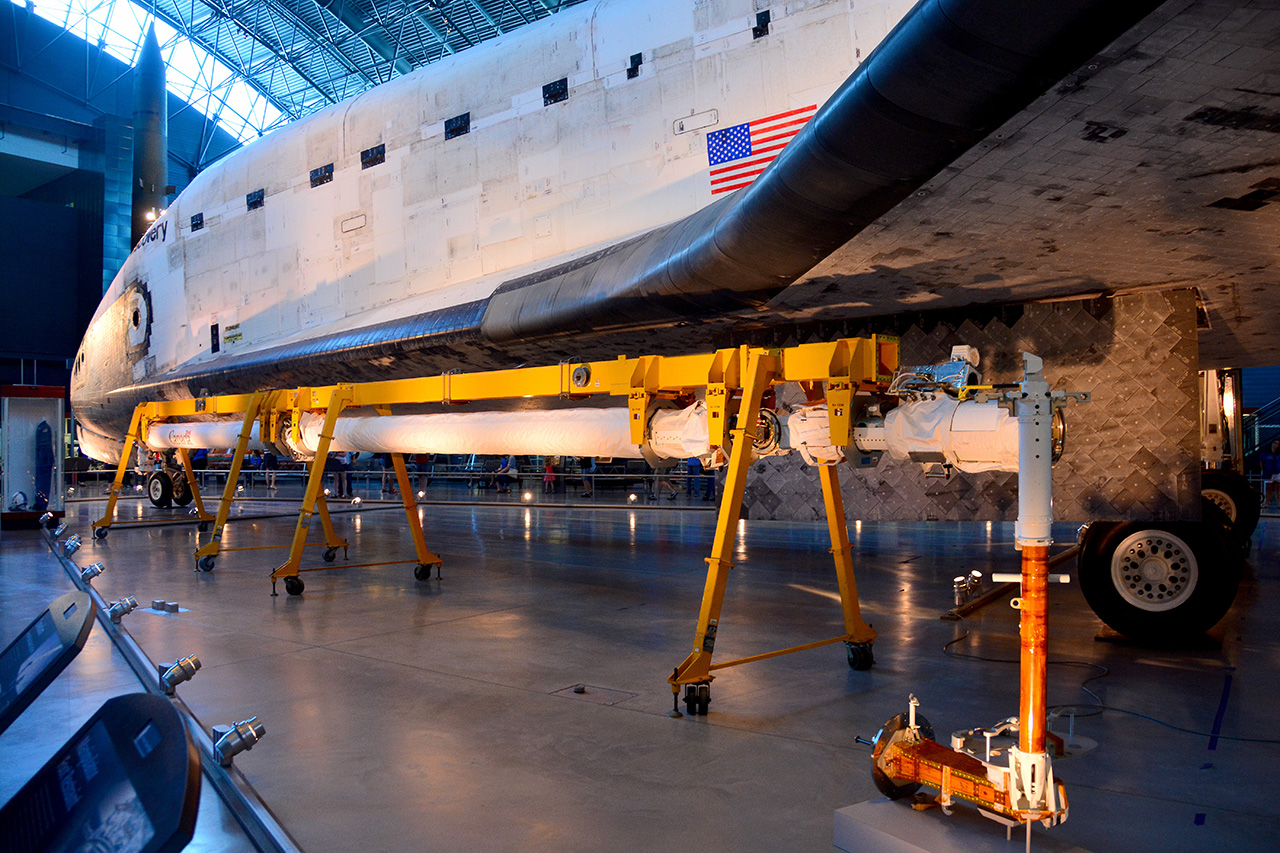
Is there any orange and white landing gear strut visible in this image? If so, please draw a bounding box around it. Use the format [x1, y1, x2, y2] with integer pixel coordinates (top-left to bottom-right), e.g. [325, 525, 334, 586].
[870, 354, 1087, 849]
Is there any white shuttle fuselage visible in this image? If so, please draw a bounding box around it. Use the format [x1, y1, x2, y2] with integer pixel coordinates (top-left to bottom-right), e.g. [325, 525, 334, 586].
[73, 0, 911, 458]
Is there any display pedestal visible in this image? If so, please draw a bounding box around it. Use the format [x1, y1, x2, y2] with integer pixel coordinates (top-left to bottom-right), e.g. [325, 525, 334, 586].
[834, 799, 1091, 853]
[1, 385, 65, 530]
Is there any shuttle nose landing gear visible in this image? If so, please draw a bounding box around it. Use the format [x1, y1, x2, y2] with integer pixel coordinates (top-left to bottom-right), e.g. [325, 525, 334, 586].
[146, 470, 173, 507]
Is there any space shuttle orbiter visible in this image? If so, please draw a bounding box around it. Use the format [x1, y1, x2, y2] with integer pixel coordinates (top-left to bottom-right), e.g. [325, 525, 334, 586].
[70, 0, 1163, 462]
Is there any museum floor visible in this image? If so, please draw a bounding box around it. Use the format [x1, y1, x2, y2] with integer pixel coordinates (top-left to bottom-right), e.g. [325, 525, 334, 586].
[3, 493, 1279, 852]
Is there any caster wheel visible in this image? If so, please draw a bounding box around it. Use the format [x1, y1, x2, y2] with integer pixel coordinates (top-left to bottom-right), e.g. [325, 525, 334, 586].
[414, 563, 431, 581]
[683, 683, 711, 715]
[846, 641, 875, 671]
[323, 547, 337, 563]
[93, 527, 108, 540]
[198, 521, 210, 533]
[284, 576, 305, 596]
[198, 556, 216, 572]
[682, 685, 698, 716]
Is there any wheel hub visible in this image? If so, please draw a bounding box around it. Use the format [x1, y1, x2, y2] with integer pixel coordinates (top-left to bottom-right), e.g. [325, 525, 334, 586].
[1111, 531, 1197, 612]
[1201, 488, 1236, 522]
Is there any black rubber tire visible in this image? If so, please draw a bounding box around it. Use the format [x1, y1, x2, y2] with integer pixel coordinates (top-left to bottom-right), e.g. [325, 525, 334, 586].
[199, 556, 216, 572]
[1078, 507, 1241, 642]
[871, 712, 934, 800]
[198, 521, 211, 533]
[93, 527, 108, 540]
[284, 576, 305, 596]
[147, 471, 173, 508]
[846, 641, 875, 671]
[323, 548, 337, 563]
[1201, 469, 1260, 542]
[414, 563, 431, 581]
[171, 475, 194, 507]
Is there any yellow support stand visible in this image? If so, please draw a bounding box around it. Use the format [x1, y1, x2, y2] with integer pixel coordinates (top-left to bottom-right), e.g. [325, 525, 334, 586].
[393, 452, 443, 580]
[667, 349, 881, 715]
[269, 390, 351, 594]
[91, 403, 147, 539]
[818, 463, 878, 666]
[175, 447, 215, 525]
[194, 392, 266, 571]
[105, 337, 897, 621]
[668, 348, 777, 712]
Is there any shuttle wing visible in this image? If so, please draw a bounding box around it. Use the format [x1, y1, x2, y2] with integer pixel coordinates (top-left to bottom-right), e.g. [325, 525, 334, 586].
[124, 0, 1165, 400]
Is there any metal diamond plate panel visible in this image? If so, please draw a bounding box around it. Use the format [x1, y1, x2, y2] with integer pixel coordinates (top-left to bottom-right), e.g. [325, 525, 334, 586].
[742, 289, 1200, 523]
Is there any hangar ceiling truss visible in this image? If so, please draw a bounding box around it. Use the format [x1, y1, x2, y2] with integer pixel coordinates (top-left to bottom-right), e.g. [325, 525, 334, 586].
[145, 0, 591, 124]
[29, 0, 588, 142]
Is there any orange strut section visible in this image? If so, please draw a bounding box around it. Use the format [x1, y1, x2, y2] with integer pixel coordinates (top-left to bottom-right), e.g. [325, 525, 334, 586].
[1019, 544, 1050, 755]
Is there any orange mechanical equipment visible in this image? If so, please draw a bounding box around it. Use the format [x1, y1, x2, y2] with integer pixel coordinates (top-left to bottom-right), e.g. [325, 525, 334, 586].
[870, 353, 1087, 846]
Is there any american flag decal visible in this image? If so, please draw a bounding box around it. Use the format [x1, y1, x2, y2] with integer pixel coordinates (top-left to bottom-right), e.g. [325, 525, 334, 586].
[707, 104, 817, 195]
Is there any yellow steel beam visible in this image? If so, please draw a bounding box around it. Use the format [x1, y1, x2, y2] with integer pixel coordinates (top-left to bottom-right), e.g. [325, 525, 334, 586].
[159, 338, 895, 425]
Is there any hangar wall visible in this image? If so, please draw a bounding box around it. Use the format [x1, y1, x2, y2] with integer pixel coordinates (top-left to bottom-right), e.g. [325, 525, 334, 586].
[739, 289, 1200, 523]
[0, 7, 239, 390]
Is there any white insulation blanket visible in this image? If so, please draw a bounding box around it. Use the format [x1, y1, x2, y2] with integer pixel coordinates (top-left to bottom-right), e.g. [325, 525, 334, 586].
[881, 397, 1019, 473]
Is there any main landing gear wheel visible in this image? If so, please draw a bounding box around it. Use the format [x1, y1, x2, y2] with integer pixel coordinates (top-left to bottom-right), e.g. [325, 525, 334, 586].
[414, 562, 440, 581]
[198, 556, 216, 572]
[323, 547, 338, 563]
[93, 527, 108, 540]
[171, 476, 194, 507]
[682, 683, 711, 716]
[871, 711, 934, 800]
[146, 471, 173, 508]
[846, 641, 875, 671]
[1201, 469, 1260, 546]
[1077, 503, 1241, 643]
[284, 576, 305, 596]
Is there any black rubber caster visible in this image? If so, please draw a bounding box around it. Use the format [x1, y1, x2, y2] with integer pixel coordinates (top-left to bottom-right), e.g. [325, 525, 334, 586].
[846, 641, 875, 671]
[198, 521, 211, 533]
[682, 683, 711, 716]
[93, 527, 108, 540]
[323, 547, 337, 563]
[284, 576, 305, 596]
[198, 556, 216, 572]
[414, 563, 435, 581]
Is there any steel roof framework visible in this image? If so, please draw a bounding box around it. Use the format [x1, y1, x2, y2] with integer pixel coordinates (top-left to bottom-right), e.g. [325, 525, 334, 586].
[139, 0, 592, 129]
[25, 0, 587, 144]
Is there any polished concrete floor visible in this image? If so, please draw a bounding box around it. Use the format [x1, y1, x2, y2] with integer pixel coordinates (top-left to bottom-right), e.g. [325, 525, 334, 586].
[4, 492, 1280, 852]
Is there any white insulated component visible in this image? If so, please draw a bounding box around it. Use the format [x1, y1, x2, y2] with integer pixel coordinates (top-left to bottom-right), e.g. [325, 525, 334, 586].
[855, 397, 1020, 473]
[1014, 353, 1054, 547]
[145, 420, 265, 451]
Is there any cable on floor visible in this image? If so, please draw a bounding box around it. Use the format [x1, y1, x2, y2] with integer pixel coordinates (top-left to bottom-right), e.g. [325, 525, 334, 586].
[940, 626, 1280, 745]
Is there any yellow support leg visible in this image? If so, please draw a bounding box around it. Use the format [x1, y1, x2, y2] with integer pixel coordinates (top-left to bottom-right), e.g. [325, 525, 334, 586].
[669, 349, 777, 712]
[314, 493, 349, 554]
[818, 463, 878, 669]
[393, 452, 442, 579]
[271, 391, 349, 593]
[194, 393, 265, 570]
[92, 403, 147, 537]
[175, 447, 214, 524]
